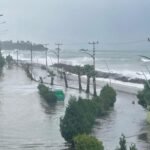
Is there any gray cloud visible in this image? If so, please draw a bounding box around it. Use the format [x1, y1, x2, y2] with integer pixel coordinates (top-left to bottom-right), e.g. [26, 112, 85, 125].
[0, 0, 150, 50]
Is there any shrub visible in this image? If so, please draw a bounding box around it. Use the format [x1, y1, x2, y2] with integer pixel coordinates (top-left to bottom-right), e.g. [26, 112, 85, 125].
[0, 52, 5, 69]
[137, 81, 150, 108]
[60, 85, 117, 143]
[60, 97, 99, 143]
[74, 134, 104, 150]
[6, 55, 13, 64]
[116, 134, 127, 150]
[100, 84, 116, 109]
[129, 144, 138, 150]
[38, 84, 57, 103]
[116, 134, 138, 150]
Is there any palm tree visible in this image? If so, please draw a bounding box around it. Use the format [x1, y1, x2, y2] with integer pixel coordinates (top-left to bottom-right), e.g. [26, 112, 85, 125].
[93, 70, 97, 96]
[63, 71, 68, 88]
[47, 70, 55, 85]
[74, 65, 83, 91]
[83, 64, 94, 94]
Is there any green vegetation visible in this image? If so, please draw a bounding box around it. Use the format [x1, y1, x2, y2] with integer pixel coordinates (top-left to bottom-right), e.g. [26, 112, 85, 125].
[100, 84, 117, 109]
[129, 144, 138, 150]
[38, 84, 57, 103]
[0, 51, 5, 70]
[60, 96, 99, 143]
[60, 84, 116, 143]
[116, 134, 127, 150]
[74, 65, 83, 91]
[83, 64, 95, 94]
[23, 64, 33, 80]
[74, 134, 104, 150]
[137, 81, 150, 108]
[73, 134, 138, 150]
[116, 134, 138, 150]
[6, 55, 13, 64]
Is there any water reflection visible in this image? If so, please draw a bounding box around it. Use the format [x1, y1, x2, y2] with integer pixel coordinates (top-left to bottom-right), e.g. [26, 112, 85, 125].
[92, 92, 149, 150]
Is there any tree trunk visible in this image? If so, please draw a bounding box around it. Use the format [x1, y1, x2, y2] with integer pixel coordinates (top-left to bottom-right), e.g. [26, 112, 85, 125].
[39, 76, 43, 83]
[51, 77, 54, 85]
[78, 73, 82, 91]
[63, 72, 68, 88]
[86, 76, 90, 93]
[93, 76, 97, 96]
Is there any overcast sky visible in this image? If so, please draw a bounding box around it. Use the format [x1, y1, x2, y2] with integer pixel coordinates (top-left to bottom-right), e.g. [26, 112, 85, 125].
[0, 0, 150, 50]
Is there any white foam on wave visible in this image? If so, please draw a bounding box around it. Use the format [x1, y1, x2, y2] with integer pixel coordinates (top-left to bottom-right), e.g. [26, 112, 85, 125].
[96, 68, 150, 80]
[96, 77, 144, 89]
[141, 58, 150, 62]
[2, 50, 150, 80]
[61, 56, 93, 66]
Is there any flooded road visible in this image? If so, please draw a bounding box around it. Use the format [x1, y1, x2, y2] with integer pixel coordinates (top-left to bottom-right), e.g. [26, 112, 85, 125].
[0, 67, 67, 150]
[93, 93, 150, 150]
[0, 66, 149, 150]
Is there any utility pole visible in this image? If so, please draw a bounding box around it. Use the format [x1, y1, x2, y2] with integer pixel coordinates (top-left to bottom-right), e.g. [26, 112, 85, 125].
[0, 41, 1, 53]
[0, 14, 3, 54]
[16, 50, 19, 66]
[88, 41, 99, 96]
[30, 43, 33, 66]
[43, 44, 49, 68]
[55, 43, 62, 65]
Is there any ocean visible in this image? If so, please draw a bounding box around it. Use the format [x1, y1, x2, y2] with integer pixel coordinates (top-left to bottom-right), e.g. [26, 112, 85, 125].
[2, 48, 150, 80]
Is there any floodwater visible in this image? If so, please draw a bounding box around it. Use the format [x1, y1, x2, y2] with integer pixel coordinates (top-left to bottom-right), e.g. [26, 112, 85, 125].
[0, 66, 150, 150]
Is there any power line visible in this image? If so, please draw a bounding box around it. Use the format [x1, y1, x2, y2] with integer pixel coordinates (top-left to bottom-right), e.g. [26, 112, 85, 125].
[61, 39, 147, 46]
[96, 39, 146, 45]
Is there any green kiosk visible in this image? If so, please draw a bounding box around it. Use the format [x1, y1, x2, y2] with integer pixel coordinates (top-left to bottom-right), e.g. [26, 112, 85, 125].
[54, 90, 65, 101]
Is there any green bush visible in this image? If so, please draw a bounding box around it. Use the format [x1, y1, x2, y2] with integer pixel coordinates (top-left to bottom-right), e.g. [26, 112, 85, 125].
[74, 134, 104, 150]
[60, 97, 99, 143]
[38, 84, 57, 103]
[100, 84, 116, 109]
[129, 144, 138, 150]
[137, 81, 150, 108]
[0, 52, 5, 69]
[6, 55, 13, 64]
[60, 85, 117, 143]
[116, 134, 127, 150]
[116, 134, 138, 150]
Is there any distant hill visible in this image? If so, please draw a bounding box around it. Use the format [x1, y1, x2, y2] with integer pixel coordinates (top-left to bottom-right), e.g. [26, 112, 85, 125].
[0, 40, 47, 51]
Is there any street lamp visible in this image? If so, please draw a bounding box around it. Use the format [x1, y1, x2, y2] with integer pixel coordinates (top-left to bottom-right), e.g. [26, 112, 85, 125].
[80, 49, 94, 60]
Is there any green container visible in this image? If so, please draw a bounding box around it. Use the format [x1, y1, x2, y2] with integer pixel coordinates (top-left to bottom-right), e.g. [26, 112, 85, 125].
[54, 90, 65, 101]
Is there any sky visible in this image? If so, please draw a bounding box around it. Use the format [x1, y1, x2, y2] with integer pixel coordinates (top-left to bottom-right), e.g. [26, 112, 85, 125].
[0, 0, 150, 50]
